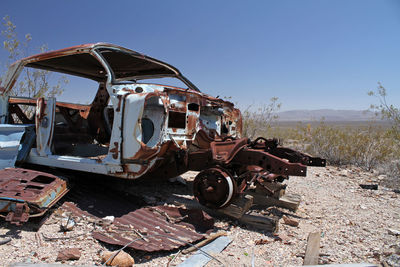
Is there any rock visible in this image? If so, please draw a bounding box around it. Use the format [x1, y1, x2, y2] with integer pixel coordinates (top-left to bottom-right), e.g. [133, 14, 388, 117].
[56, 248, 81, 261]
[102, 250, 135, 267]
[102, 216, 115, 225]
[384, 254, 400, 267]
[282, 215, 299, 227]
[60, 217, 75, 231]
[388, 228, 400, 236]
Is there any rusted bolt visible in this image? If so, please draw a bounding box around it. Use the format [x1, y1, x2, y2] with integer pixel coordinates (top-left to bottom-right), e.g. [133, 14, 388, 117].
[206, 186, 214, 193]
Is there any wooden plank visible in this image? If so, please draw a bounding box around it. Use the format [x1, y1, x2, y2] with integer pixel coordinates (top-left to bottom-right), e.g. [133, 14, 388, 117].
[303, 232, 321, 265]
[218, 194, 253, 219]
[248, 191, 301, 211]
[169, 194, 277, 232]
[239, 212, 278, 233]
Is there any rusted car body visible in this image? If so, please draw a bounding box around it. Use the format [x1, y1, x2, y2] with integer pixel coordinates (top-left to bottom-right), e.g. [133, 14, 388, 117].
[0, 43, 325, 216]
[1, 43, 242, 179]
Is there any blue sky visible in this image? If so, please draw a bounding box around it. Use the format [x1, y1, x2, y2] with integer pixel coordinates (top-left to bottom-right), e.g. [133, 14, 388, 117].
[1, 0, 399, 111]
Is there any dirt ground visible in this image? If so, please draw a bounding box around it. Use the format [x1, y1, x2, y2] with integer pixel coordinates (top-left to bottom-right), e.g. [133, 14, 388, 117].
[0, 165, 399, 267]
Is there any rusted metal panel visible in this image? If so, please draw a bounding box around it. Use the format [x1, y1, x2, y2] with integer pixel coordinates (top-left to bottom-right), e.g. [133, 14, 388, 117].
[62, 200, 214, 252]
[92, 206, 213, 252]
[0, 168, 69, 225]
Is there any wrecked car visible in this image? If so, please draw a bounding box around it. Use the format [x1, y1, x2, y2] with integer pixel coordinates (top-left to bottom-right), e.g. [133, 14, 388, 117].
[0, 43, 325, 223]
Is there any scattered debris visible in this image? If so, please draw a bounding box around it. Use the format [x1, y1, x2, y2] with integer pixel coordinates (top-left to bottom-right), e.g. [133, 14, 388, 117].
[273, 233, 292, 244]
[177, 236, 231, 267]
[254, 239, 270, 245]
[359, 184, 378, 190]
[60, 216, 75, 231]
[296, 252, 331, 258]
[0, 237, 11, 245]
[388, 228, 400, 236]
[101, 250, 134, 267]
[182, 231, 227, 254]
[167, 249, 182, 267]
[34, 232, 42, 247]
[101, 215, 115, 225]
[282, 215, 299, 227]
[383, 254, 400, 267]
[303, 232, 321, 265]
[56, 248, 81, 261]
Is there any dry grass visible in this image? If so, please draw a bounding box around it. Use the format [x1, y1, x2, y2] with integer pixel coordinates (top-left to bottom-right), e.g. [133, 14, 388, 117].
[243, 116, 400, 189]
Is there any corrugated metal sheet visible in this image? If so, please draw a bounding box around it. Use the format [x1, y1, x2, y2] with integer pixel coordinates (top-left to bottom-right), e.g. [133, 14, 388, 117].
[62, 200, 214, 252]
[0, 124, 28, 169]
[92, 206, 213, 252]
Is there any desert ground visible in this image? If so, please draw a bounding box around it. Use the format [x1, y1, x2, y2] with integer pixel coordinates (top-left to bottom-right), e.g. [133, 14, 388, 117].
[0, 165, 399, 267]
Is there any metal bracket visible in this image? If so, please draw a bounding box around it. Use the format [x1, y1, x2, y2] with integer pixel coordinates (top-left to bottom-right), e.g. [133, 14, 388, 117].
[5, 203, 30, 225]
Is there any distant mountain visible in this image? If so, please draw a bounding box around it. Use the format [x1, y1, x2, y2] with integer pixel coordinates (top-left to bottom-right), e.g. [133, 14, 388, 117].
[276, 109, 380, 122]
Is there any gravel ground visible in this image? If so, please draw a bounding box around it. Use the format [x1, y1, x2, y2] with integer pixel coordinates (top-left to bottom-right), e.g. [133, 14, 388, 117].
[0, 165, 399, 266]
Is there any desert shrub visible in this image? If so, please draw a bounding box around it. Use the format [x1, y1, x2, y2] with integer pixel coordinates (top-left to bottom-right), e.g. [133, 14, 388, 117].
[241, 97, 281, 139]
[368, 84, 400, 187]
[377, 160, 400, 189]
[369, 83, 400, 141]
[295, 122, 399, 170]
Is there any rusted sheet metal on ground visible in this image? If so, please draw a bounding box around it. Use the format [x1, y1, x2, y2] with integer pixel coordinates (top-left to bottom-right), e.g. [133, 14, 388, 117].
[62, 201, 213, 252]
[0, 168, 69, 225]
[93, 206, 213, 252]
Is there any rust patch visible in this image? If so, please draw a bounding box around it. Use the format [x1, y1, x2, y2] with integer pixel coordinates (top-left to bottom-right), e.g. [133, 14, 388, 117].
[121, 87, 135, 93]
[186, 114, 198, 135]
[131, 142, 158, 160]
[109, 142, 119, 159]
[36, 98, 46, 121]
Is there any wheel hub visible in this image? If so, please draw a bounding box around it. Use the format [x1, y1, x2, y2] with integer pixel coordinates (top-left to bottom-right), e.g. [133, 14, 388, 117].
[193, 168, 236, 209]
